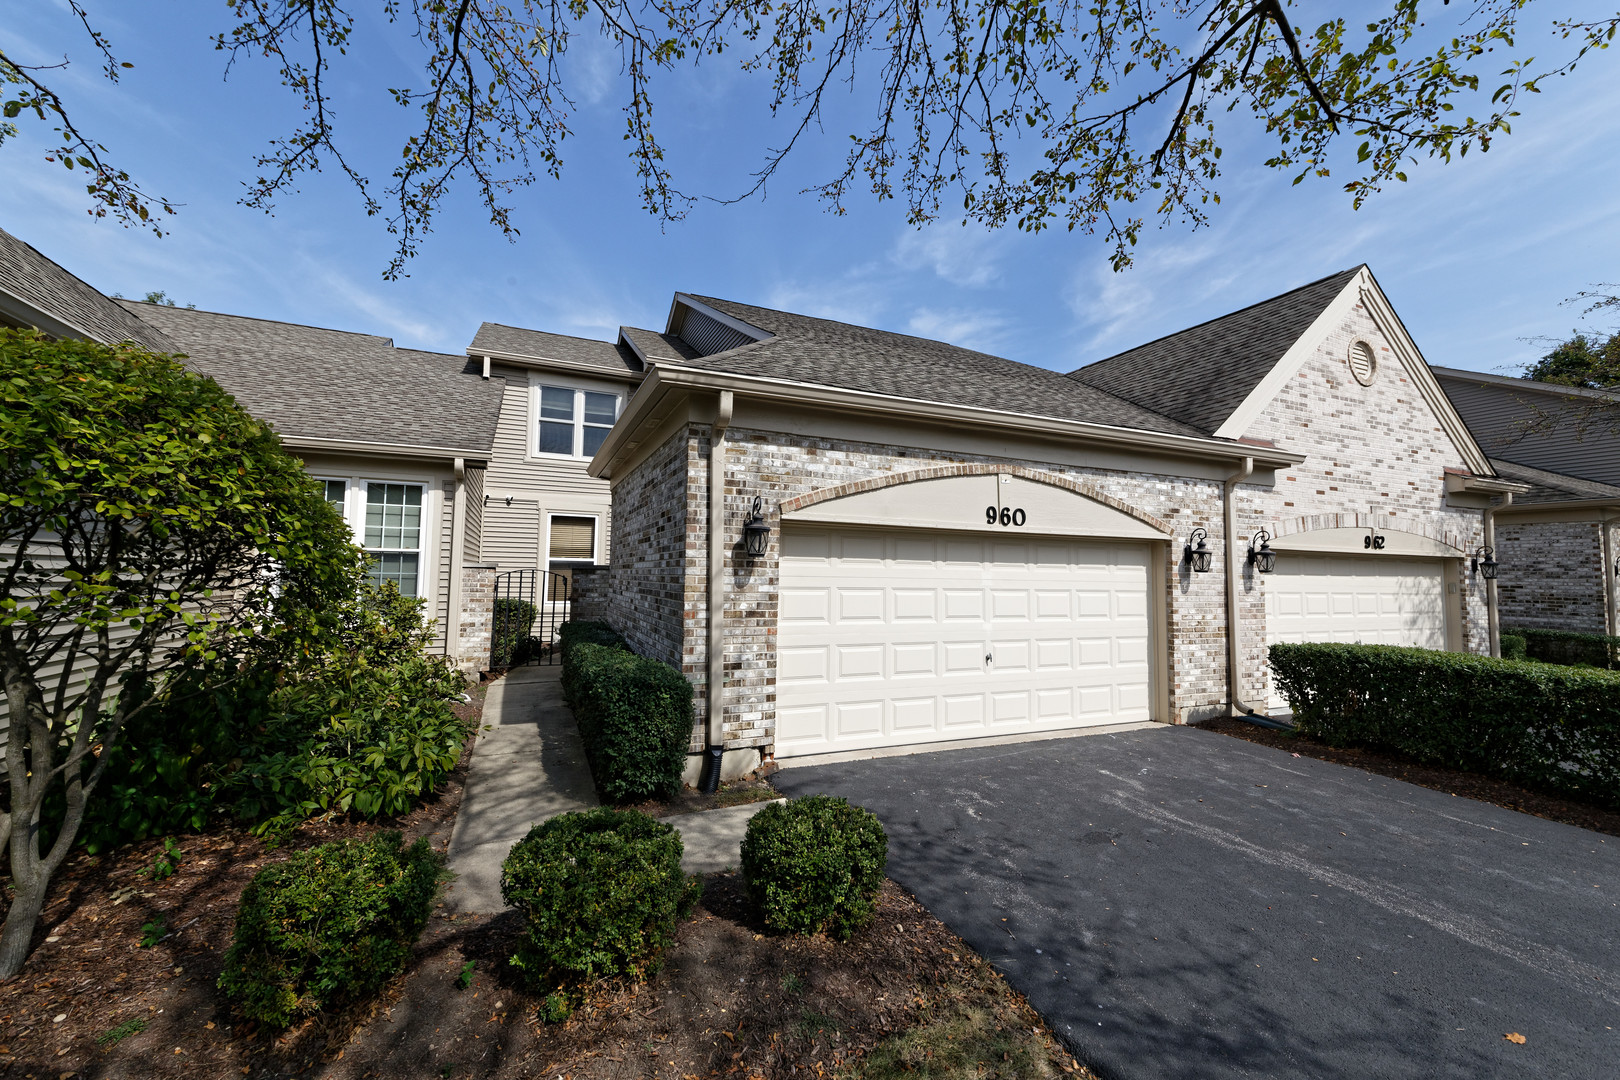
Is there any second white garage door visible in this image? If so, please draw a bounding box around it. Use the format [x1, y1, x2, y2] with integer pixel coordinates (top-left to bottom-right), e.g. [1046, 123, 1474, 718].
[775, 526, 1154, 759]
[1264, 553, 1446, 706]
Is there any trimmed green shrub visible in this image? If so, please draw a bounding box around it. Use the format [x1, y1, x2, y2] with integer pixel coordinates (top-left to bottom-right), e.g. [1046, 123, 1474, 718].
[500, 808, 700, 989]
[741, 795, 888, 940]
[491, 597, 541, 668]
[1500, 633, 1528, 662]
[218, 832, 445, 1027]
[1270, 642, 1620, 808]
[558, 619, 626, 660]
[1504, 627, 1620, 669]
[567, 643, 694, 803]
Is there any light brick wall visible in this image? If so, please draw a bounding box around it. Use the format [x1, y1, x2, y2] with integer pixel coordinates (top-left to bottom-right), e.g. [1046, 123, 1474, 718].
[600, 427, 691, 669]
[1496, 520, 1607, 633]
[456, 563, 498, 673]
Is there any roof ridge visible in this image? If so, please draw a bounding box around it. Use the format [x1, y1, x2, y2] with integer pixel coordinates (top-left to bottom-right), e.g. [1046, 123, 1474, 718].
[1069, 265, 1364, 375]
[118, 298, 396, 346]
[476, 319, 614, 345]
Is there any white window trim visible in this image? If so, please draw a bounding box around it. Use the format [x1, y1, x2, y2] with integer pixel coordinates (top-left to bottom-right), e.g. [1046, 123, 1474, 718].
[527, 374, 625, 462]
[312, 470, 440, 603]
[543, 510, 604, 567]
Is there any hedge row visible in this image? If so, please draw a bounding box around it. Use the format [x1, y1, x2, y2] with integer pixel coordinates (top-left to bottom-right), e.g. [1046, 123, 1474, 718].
[1503, 626, 1620, 670]
[1270, 642, 1620, 808]
[558, 620, 626, 666]
[565, 636, 694, 803]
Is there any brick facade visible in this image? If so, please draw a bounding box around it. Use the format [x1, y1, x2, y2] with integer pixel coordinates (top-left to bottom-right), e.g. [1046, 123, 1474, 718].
[456, 563, 498, 673]
[598, 297, 1496, 759]
[1496, 520, 1607, 633]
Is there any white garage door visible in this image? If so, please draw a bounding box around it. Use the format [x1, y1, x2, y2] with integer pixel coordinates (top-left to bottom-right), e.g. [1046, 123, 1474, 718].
[1265, 553, 1446, 706]
[775, 526, 1153, 758]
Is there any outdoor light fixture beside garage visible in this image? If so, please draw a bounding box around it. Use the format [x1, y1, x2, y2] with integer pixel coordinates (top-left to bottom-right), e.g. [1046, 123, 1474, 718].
[1184, 528, 1214, 573]
[1472, 546, 1499, 580]
[742, 496, 772, 557]
[1248, 529, 1277, 574]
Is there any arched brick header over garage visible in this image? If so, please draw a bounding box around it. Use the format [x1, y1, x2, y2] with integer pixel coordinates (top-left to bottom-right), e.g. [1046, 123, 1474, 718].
[779, 462, 1174, 536]
[1268, 512, 1468, 555]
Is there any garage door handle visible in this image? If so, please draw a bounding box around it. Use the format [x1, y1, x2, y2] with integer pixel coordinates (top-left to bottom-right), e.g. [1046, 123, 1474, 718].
[985, 652, 993, 664]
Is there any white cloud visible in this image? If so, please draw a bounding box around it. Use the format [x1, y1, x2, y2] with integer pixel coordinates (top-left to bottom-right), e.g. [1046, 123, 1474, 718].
[892, 224, 1003, 287]
[905, 307, 1007, 352]
[765, 276, 890, 327]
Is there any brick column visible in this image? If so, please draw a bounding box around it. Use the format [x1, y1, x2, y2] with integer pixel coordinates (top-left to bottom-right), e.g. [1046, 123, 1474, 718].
[457, 563, 498, 673]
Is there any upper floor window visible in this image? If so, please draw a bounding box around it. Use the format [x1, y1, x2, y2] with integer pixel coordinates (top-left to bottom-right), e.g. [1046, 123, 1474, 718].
[537, 385, 620, 459]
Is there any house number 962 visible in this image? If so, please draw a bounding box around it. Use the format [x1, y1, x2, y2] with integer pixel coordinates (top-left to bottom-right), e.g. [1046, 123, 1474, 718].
[986, 506, 1027, 527]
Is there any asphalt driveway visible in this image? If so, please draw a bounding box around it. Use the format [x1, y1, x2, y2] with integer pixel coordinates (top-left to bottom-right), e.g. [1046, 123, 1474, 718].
[772, 727, 1619, 1079]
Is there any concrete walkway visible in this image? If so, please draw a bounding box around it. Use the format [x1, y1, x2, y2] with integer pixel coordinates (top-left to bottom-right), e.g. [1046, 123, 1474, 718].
[444, 664, 597, 913]
[667, 799, 785, 874]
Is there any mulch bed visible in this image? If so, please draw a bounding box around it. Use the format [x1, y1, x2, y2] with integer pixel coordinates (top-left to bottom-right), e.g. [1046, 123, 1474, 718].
[628, 776, 783, 820]
[3, 679, 1093, 1079]
[1199, 717, 1620, 837]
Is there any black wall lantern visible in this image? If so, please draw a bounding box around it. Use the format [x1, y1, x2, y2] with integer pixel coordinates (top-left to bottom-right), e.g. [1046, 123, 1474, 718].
[742, 495, 772, 558]
[1472, 545, 1499, 581]
[1248, 528, 1277, 574]
[1184, 528, 1213, 573]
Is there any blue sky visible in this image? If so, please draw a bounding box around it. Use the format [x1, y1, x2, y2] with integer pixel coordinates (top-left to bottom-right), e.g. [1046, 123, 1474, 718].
[3, 1, 1617, 376]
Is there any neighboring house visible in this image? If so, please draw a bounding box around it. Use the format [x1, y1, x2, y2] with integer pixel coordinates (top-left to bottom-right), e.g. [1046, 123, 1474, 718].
[585, 269, 1526, 777]
[0, 226, 505, 670]
[1434, 367, 1620, 634]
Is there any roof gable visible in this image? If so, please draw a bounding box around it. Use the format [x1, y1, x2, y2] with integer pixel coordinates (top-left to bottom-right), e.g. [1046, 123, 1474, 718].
[468, 322, 642, 375]
[1068, 268, 1362, 434]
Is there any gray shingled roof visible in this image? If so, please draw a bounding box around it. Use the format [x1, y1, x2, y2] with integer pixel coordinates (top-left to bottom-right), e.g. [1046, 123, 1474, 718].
[122, 302, 503, 453]
[1067, 267, 1363, 435]
[1487, 458, 1620, 505]
[621, 326, 700, 362]
[673, 296, 1204, 437]
[0, 226, 178, 352]
[469, 321, 641, 374]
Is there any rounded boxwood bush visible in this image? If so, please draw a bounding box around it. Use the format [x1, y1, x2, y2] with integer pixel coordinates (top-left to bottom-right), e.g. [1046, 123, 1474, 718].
[500, 807, 701, 988]
[217, 831, 445, 1027]
[740, 795, 888, 940]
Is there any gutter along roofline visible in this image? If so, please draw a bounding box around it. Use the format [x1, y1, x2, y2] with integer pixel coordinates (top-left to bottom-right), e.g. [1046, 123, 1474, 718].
[279, 434, 492, 463]
[470, 347, 645, 380]
[589, 361, 1309, 480]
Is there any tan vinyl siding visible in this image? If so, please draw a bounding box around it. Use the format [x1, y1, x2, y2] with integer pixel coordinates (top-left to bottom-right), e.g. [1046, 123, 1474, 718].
[482, 497, 541, 571]
[1440, 377, 1620, 486]
[431, 481, 452, 652]
[464, 465, 485, 561]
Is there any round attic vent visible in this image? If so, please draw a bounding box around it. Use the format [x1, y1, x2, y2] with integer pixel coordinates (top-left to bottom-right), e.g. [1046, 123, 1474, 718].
[1348, 340, 1378, 386]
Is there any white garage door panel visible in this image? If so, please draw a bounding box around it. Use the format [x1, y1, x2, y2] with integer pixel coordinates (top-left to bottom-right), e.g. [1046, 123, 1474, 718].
[776, 526, 1153, 757]
[1265, 553, 1445, 707]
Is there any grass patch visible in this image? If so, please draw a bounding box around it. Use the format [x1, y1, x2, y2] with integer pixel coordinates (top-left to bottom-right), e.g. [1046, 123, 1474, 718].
[96, 1017, 148, 1047]
[841, 959, 1092, 1079]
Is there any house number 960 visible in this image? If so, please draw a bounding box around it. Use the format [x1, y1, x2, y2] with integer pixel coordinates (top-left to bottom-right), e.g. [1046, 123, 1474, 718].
[986, 506, 1027, 527]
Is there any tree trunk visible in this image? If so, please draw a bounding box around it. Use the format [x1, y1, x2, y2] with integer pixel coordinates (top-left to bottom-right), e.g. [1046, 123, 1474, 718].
[0, 815, 48, 978]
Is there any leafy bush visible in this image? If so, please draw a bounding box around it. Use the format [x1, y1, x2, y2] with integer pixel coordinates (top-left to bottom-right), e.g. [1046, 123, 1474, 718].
[500, 808, 700, 989]
[741, 795, 888, 940]
[567, 643, 694, 803]
[1500, 633, 1528, 661]
[218, 832, 445, 1027]
[1270, 642, 1620, 807]
[558, 620, 626, 661]
[1504, 627, 1619, 669]
[491, 597, 540, 669]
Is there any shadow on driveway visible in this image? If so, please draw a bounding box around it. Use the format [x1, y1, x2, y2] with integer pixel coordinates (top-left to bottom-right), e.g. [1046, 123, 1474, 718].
[774, 726, 1619, 1080]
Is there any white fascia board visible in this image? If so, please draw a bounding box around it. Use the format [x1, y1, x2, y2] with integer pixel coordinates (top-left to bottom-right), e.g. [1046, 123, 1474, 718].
[0, 290, 101, 344]
[1212, 271, 1365, 441]
[473, 348, 645, 381]
[280, 434, 491, 462]
[591, 362, 1306, 479]
[1444, 472, 1530, 495]
[669, 293, 775, 343]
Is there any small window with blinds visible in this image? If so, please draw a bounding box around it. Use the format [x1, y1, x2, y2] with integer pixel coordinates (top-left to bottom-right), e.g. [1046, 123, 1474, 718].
[547, 515, 596, 601]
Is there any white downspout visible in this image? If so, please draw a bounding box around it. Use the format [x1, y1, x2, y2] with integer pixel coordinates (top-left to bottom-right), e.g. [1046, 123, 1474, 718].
[701, 390, 734, 791]
[1601, 508, 1616, 638]
[446, 458, 467, 662]
[1223, 456, 1261, 718]
[1483, 493, 1509, 657]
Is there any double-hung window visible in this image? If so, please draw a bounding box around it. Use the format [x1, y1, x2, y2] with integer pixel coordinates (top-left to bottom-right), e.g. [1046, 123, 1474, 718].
[536, 385, 620, 458]
[364, 482, 423, 596]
